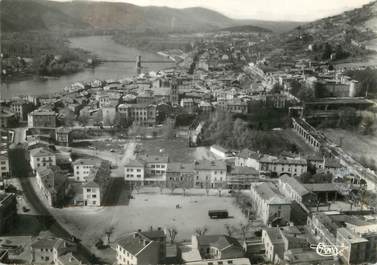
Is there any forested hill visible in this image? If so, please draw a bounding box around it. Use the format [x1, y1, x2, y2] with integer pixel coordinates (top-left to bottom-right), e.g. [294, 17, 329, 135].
[1, 0, 299, 33]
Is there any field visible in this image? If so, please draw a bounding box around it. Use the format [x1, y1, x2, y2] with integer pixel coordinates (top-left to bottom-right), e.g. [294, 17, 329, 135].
[137, 138, 218, 162]
[322, 128, 377, 162]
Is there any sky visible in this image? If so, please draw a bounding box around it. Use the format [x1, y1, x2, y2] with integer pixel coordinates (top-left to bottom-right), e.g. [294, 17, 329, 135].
[56, 0, 373, 21]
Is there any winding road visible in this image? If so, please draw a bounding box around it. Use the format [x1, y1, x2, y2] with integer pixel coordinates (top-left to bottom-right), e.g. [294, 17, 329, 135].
[11, 127, 99, 264]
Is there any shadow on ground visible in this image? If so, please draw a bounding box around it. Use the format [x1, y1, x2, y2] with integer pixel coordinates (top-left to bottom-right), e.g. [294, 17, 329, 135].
[102, 178, 131, 206]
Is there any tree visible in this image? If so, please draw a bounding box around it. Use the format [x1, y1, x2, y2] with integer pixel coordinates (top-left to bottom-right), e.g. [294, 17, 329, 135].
[195, 226, 208, 236]
[216, 181, 226, 197]
[104, 226, 114, 245]
[167, 227, 178, 244]
[157, 181, 165, 194]
[239, 223, 250, 241]
[204, 178, 211, 196]
[78, 113, 89, 126]
[224, 224, 234, 237]
[180, 173, 193, 196]
[322, 43, 333, 60]
[296, 87, 315, 102]
[167, 181, 176, 194]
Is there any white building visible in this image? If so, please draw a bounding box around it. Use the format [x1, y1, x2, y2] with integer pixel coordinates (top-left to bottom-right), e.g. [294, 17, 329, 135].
[124, 159, 145, 183]
[194, 160, 227, 189]
[72, 158, 102, 182]
[250, 182, 291, 225]
[262, 228, 284, 264]
[82, 161, 111, 207]
[234, 148, 260, 169]
[29, 148, 56, 173]
[139, 154, 169, 184]
[259, 157, 307, 177]
[116, 230, 165, 265]
[0, 151, 9, 180]
[210, 145, 232, 159]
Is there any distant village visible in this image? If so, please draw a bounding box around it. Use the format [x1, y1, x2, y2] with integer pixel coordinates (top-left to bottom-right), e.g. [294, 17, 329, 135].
[1, 25, 377, 265]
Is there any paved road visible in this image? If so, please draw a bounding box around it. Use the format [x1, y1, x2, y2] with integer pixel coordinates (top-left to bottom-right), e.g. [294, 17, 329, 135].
[11, 128, 99, 264]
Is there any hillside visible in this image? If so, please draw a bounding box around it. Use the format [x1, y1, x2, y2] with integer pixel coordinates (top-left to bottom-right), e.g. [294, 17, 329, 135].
[234, 19, 303, 33]
[263, 0, 377, 64]
[0, 0, 299, 33]
[219, 25, 272, 33]
[0, 0, 90, 32]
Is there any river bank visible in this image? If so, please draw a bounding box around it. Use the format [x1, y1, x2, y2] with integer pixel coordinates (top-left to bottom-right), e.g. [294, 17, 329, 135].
[1, 35, 175, 99]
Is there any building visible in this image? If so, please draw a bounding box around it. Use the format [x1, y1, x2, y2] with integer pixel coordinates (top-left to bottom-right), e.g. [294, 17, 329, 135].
[194, 160, 227, 189]
[138, 154, 169, 184]
[250, 182, 291, 225]
[28, 109, 57, 128]
[55, 127, 72, 147]
[307, 212, 377, 264]
[102, 105, 117, 126]
[118, 103, 157, 126]
[29, 147, 56, 173]
[259, 157, 307, 177]
[55, 252, 83, 265]
[198, 101, 212, 113]
[210, 145, 232, 159]
[227, 166, 259, 190]
[166, 162, 195, 190]
[0, 193, 17, 234]
[116, 229, 166, 265]
[278, 175, 311, 204]
[124, 159, 146, 183]
[0, 151, 9, 180]
[0, 110, 15, 128]
[262, 228, 285, 264]
[82, 161, 111, 206]
[292, 118, 322, 152]
[180, 98, 195, 114]
[217, 99, 248, 114]
[234, 149, 260, 169]
[170, 80, 179, 105]
[10, 101, 34, 121]
[36, 166, 67, 207]
[190, 234, 245, 260]
[73, 158, 102, 182]
[30, 237, 77, 264]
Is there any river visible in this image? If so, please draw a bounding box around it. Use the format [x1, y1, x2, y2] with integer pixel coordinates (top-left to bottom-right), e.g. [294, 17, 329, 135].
[0, 35, 174, 99]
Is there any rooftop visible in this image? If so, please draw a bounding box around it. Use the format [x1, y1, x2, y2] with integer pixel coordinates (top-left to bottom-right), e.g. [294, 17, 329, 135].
[253, 182, 289, 204]
[279, 175, 309, 196]
[194, 160, 227, 171]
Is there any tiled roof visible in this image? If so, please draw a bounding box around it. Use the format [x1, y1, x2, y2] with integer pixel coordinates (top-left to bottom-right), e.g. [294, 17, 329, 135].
[125, 159, 145, 168]
[230, 166, 258, 176]
[73, 158, 102, 166]
[253, 182, 289, 204]
[194, 160, 226, 171]
[117, 232, 154, 256]
[139, 154, 169, 164]
[30, 147, 54, 158]
[280, 175, 309, 196]
[166, 162, 194, 173]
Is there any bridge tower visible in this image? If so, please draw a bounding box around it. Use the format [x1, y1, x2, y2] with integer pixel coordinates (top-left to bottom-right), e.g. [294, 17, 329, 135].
[136, 55, 142, 75]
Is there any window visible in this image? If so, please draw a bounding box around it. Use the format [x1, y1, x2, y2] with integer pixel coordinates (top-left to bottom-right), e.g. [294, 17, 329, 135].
[137, 175, 141, 178]
[87, 188, 91, 192]
[137, 169, 141, 172]
[92, 194, 97, 198]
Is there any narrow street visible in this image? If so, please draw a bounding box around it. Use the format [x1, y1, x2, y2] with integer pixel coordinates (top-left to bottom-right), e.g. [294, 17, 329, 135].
[10, 127, 99, 264]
